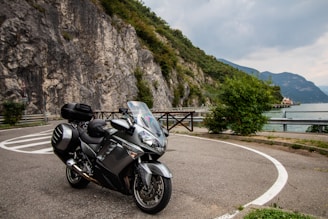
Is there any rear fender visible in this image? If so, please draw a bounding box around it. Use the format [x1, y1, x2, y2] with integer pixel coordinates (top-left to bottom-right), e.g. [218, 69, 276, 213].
[138, 162, 172, 187]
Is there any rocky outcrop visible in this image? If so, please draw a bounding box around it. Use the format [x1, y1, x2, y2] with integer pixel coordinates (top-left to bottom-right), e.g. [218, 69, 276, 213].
[0, 0, 174, 114]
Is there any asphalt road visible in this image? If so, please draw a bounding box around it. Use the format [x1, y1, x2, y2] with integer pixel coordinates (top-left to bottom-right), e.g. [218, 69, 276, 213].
[0, 123, 327, 219]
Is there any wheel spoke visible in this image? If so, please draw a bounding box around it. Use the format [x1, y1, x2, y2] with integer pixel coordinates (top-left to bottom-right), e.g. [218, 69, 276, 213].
[134, 175, 164, 208]
[133, 173, 172, 214]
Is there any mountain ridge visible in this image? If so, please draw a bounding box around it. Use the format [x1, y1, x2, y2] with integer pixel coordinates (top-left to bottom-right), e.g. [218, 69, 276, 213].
[319, 86, 328, 96]
[219, 59, 328, 103]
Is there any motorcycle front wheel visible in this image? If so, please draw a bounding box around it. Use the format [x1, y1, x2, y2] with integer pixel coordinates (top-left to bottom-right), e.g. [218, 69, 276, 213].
[133, 174, 172, 214]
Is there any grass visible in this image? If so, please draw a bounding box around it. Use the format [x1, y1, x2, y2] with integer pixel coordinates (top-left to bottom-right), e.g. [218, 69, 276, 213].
[237, 205, 244, 211]
[0, 122, 48, 130]
[295, 139, 328, 149]
[244, 208, 315, 219]
[266, 135, 277, 140]
[188, 128, 328, 150]
[291, 144, 302, 150]
[184, 128, 328, 156]
[263, 135, 328, 150]
[186, 125, 328, 151]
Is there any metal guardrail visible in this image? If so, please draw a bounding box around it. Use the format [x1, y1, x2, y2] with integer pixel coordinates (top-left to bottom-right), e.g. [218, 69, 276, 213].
[156, 116, 328, 132]
[267, 118, 328, 132]
[0, 114, 47, 125]
[268, 118, 328, 125]
[1, 111, 327, 133]
[93, 110, 196, 132]
[94, 110, 328, 132]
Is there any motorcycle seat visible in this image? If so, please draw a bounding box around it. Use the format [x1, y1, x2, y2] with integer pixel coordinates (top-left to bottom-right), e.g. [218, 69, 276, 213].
[80, 131, 103, 150]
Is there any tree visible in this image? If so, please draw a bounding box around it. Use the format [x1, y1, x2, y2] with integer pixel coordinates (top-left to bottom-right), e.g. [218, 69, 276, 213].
[3, 101, 26, 125]
[204, 74, 275, 135]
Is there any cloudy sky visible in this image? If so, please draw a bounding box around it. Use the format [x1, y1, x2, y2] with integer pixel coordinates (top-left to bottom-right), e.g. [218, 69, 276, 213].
[142, 0, 328, 86]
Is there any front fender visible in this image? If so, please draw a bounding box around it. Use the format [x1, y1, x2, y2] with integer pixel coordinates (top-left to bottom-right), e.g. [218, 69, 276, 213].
[138, 162, 172, 187]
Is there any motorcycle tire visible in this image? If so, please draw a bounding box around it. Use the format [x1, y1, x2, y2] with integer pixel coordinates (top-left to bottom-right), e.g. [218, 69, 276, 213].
[133, 174, 172, 214]
[66, 167, 90, 189]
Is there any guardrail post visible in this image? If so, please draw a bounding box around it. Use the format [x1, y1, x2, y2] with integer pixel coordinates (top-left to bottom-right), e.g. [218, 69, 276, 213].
[282, 110, 287, 132]
[190, 112, 194, 132]
[44, 111, 48, 123]
[283, 124, 287, 132]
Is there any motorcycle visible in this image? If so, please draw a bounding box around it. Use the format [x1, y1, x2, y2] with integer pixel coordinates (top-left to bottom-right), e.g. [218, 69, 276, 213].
[51, 101, 172, 214]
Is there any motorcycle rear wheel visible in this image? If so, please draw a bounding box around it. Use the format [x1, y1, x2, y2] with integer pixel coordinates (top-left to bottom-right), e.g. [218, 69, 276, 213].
[133, 174, 172, 214]
[66, 167, 90, 189]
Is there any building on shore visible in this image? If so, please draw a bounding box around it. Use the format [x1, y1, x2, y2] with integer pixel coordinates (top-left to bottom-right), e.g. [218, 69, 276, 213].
[281, 97, 293, 105]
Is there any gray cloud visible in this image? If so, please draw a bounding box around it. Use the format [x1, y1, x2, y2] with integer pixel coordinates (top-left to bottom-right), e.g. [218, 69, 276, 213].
[157, 1, 327, 55]
[142, 0, 328, 85]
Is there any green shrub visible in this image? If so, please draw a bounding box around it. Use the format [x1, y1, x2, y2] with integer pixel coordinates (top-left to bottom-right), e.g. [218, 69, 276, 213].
[306, 125, 328, 133]
[134, 68, 153, 108]
[204, 74, 274, 135]
[62, 31, 73, 41]
[203, 105, 228, 133]
[3, 101, 25, 125]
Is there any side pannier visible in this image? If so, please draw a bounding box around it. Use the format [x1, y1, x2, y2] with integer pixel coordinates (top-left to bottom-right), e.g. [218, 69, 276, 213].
[51, 123, 79, 162]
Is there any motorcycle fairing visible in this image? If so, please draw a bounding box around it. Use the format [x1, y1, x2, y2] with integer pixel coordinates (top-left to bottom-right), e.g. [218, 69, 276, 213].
[138, 162, 173, 187]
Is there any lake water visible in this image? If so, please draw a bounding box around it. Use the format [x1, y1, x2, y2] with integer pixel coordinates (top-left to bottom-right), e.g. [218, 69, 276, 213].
[263, 103, 328, 132]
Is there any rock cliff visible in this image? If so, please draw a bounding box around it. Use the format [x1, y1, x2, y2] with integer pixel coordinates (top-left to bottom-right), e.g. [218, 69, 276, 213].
[0, 0, 176, 114]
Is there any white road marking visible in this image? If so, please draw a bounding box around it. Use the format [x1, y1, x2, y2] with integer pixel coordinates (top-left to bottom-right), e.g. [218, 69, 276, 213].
[175, 134, 288, 219]
[5, 136, 51, 145]
[0, 130, 53, 154]
[0, 125, 52, 133]
[9, 141, 51, 150]
[33, 147, 54, 153]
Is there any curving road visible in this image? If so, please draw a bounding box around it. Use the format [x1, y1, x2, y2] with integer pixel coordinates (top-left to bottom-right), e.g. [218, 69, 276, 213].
[0, 123, 327, 218]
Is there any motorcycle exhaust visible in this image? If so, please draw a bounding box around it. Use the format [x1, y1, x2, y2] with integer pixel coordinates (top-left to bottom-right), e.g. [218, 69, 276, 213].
[66, 159, 100, 185]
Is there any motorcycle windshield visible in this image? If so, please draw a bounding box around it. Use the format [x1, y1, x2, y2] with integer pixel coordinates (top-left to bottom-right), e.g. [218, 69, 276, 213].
[127, 101, 163, 138]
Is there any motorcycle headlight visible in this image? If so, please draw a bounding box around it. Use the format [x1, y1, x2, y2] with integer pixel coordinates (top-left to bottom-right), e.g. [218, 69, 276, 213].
[138, 131, 164, 152]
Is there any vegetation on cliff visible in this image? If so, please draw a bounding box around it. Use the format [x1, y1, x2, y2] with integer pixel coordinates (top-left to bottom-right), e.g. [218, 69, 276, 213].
[100, 0, 281, 107]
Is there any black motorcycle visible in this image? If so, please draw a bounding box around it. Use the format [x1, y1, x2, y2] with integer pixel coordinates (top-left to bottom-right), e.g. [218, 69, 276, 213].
[51, 101, 172, 214]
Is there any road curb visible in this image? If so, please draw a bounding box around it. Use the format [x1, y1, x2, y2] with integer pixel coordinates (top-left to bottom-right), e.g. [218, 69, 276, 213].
[219, 133, 328, 156]
[172, 129, 328, 156]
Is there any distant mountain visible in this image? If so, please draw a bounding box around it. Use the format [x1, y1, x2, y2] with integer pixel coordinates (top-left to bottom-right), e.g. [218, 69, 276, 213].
[218, 59, 260, 75]
[219, 59, 328, 103]
[319, 86, 328, 96]
[259, 72, 328, 103]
